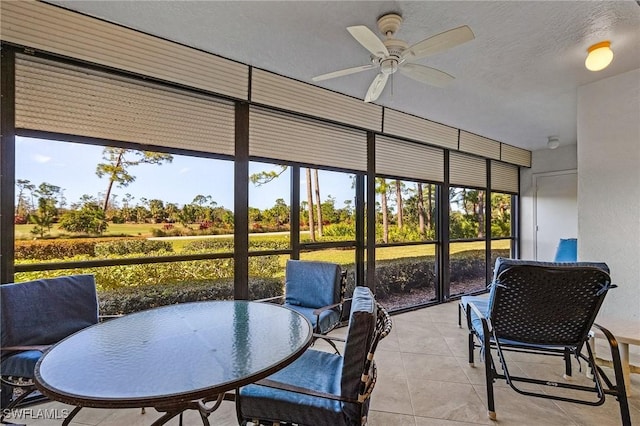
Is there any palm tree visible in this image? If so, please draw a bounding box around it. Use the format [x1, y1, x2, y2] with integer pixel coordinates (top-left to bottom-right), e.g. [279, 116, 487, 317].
[306, 168, 315, 241]
[313, 169, 323, 237]
[376, 178, 389, 243]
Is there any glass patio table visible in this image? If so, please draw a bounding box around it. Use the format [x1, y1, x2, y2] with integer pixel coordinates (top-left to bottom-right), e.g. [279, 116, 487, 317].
[34, 300, 312, 426]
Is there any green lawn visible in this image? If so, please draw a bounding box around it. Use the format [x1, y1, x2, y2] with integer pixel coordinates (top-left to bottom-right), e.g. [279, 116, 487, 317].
[15, 223, 167, 239]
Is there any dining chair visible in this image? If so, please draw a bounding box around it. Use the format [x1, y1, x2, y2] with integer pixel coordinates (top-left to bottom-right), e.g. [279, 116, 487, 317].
[462, 258, 630, 425]
[1, 275, 99, 418]
[236, 286, 392, 426]
[259, 259, 347, 353]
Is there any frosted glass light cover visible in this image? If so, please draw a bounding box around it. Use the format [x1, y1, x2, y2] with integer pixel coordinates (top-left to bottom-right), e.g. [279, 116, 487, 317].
[585, 42, 613, 71]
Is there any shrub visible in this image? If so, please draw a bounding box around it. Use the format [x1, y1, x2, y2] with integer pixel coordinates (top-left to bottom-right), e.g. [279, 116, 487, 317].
[16, 254, 281, 291]
[449, 250, 487, 282]
[94, 239, 173, 256]
[322, 223, 355, 238]
[98, 276, 283, 315]
[183, 239, 234, 252]
[374, 256, 436, 299]
[183, 238, 290, 252]
[15, 238, 126, 260]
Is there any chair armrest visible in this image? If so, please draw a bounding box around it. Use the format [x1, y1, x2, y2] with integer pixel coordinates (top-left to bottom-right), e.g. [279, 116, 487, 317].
[255, 378, 359, 404]
[1, 345, 51, 352]
[312, 302, 342, 316]
[312, 333, 346, 343]
[1, 345, 51, 362]
[254, 295, 285, 303]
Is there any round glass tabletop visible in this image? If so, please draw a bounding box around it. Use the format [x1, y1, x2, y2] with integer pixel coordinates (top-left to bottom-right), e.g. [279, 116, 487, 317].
[35, 301, 312, 407]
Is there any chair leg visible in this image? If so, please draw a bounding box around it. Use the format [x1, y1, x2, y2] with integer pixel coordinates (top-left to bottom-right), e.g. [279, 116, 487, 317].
[604, 342, 632, 426]
[0, 385, 36, 423]
[458, 303, 462, 327]
[563, 347, 572, 380]
[482, 335, 496, 420]
[484, 349, 496, 420]
[468, 332, 475, 367]
[588, 325, 632, 426]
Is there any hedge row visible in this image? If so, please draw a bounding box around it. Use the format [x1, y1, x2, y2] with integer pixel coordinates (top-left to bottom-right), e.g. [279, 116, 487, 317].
[98, 277, 283, 315]
[94, 239, 173, 256]
[15, 255, 281, 291]
[15, 238, 139, 260]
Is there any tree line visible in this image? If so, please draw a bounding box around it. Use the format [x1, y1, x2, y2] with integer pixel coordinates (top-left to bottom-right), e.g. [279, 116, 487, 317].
[15, 147, 512, 240]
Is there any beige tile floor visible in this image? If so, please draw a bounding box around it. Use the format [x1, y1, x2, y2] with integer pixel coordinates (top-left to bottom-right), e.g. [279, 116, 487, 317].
[10, 301, 640, 426]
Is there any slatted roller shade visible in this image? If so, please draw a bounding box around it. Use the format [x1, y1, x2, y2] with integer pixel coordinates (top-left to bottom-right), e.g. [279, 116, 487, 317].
[501, 143, 531, 167]
[376, 136, 444, 182]
[459, 131, 500, 159]
[383, 109, 458, 150]
[251, 69, 382, 131]
[1, 1, 248, 99]
[450, 152, 487, 188]
[491, 161, 519, 193]
[249, 107, 366, 171]
[15, 55, 235, 155]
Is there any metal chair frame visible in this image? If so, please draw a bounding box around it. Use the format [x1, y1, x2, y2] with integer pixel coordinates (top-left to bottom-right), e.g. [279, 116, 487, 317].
[236, 301, 392, 426]
[464, 264, 631, 425]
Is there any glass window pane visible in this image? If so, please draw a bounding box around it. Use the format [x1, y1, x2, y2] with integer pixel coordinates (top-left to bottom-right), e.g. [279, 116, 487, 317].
[249, 161, 291, 251]
[300, 168, 356, 243]
[15, 137, 236, 273]
[449, 187, 487, 239]
[491, 239, 513, 274]
[450, 241, 487, 296]
[375, 179, 437, 243]
[374, 245, 437, 310]
[15, 258, 235, 314]
[491, 193, 512, 238]
[248, 255, 286, 301]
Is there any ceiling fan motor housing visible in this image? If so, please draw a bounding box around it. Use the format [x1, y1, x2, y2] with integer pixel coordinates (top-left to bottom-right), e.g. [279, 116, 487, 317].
[377, 13, 403, 37]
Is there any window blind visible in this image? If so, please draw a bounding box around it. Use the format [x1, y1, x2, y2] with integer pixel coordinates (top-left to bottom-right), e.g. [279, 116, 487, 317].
[15, 55, 235, 155]
[376, 136, 444, 182]
[249, 107, 367, 171]
[449, 152, 487, 188]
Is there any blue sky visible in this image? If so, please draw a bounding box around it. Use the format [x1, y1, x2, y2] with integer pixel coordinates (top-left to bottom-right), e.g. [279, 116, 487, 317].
[16, 137, 355, 210]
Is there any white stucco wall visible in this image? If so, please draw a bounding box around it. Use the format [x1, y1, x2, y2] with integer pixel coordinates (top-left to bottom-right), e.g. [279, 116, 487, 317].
[577, 68, 640, 321]
[520, 144, 577, 260]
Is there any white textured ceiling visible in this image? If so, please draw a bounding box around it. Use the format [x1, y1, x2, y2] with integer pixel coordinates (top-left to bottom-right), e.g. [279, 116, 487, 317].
[47, 1, 640, 151]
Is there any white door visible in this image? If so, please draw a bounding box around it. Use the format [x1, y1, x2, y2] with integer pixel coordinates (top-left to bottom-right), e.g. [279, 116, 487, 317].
[534, 171, 578, 261]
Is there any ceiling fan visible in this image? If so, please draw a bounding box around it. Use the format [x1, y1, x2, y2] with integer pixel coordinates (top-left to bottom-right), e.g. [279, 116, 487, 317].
[312, 13, 475, 103]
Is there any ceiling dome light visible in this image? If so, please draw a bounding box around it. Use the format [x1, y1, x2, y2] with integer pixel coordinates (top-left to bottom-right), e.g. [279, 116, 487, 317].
[585, 41, 613, 71]
[547, 136, 560, 150]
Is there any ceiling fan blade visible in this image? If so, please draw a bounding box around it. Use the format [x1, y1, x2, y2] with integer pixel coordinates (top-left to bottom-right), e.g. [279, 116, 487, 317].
[399, 63, 454, 88]
[401, 25, 475, 62]
[312, 64, 377, 82]
[364, 73, 389, 103]
[347, 25, 389, 58]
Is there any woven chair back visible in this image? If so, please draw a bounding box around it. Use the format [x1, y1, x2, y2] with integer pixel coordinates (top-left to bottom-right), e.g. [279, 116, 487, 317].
[491, 265, 611, 346]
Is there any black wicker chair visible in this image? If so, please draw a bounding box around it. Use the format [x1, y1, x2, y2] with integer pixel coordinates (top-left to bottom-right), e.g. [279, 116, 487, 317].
[464, 259, 631, 425]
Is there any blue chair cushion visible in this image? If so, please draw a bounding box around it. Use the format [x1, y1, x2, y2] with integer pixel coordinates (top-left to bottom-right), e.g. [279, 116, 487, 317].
[0, 350, 43, 379]
[460, 295, 490, 335]
[239, 349, 353, 425]
[285, 304, 341, 335]
[554, 238, 578, 262]
[1, 275, 98, 348]
[285, 260, 341, 309]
